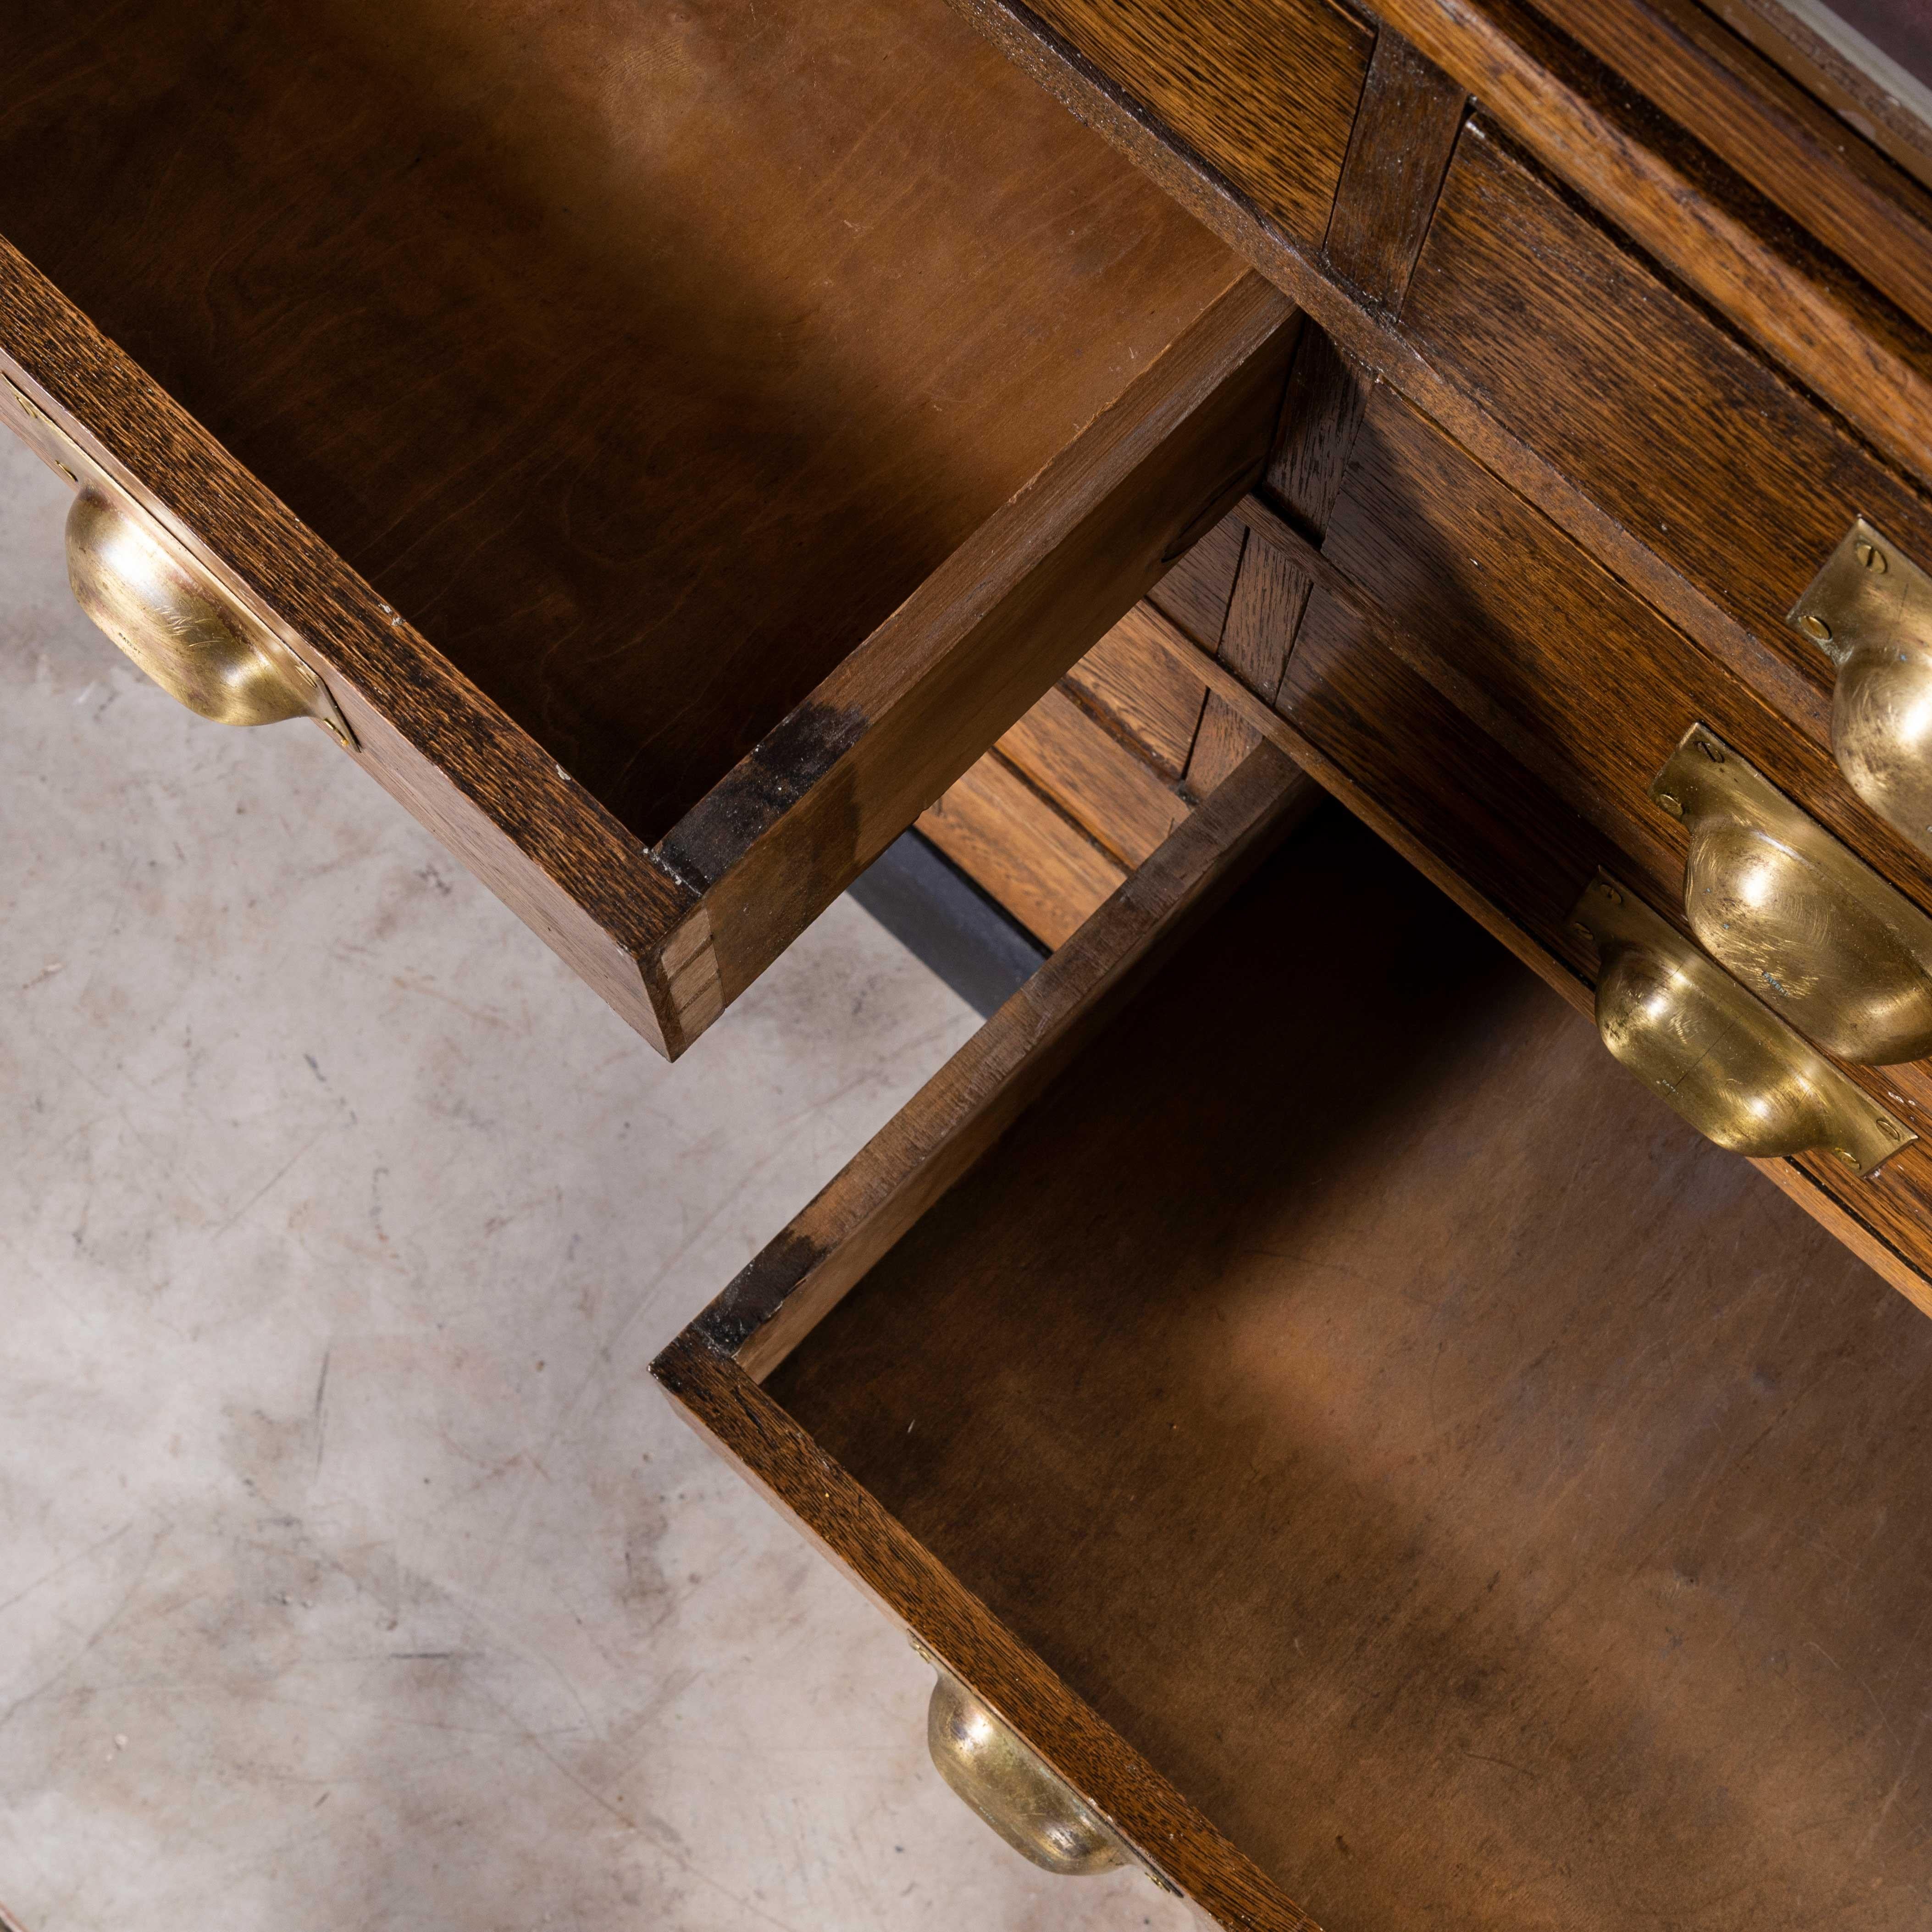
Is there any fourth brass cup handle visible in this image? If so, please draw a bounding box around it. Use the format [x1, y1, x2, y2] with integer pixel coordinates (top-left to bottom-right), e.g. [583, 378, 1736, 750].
[913, 1644, 1177, 1889]
[1570, 875, 1914, 1175]
[66, 488, 352, 745]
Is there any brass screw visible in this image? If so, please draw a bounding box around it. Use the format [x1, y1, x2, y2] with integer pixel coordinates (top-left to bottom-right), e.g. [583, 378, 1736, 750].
[1834, 1147, 1862, 1170]
[1877, 1117, 1900, 1137]
[1802, 613, 1834, 642]
[1856, 539, 1888, 573]
[1595, 881, 1623, 905]
[1656, 792, 1684, 817]
[1696, 739, 1725, 763]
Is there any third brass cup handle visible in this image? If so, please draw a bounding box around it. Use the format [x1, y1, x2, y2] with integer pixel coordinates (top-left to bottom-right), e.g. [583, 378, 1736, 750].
[1648, 725, 1932, 1064]
[6, 375, 351, 746]
[1570, 875, 1914, 1174]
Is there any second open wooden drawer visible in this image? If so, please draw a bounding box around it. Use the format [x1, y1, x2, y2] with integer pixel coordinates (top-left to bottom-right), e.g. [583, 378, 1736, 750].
[656, 746, 1932, 1930]
[0, 0, 1294, 1057]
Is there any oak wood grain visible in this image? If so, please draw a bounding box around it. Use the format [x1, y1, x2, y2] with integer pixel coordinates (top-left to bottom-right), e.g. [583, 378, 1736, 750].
[996, 686, 1190, 867]
[1187, 34, 1461, 799]
[1025, 0, 1373, 245]
[0, 255, 694, 1052]
[1706, 0, 1932, 192]
[708, 743, 1319, 1380]
[665, 277, 1297, 1021]
[1529, 0, 1932, 343]
[0, 0, 1252, 840]
[919, 755, 1126, 949]
[936, 0, 1845, 761]
[0, 0, 1282, 1055]
[1065, 603, 1211, 777]
[1147, 515, 1250, 651]
[1278, 588, 1932, 1312]
[1323, 29, 1469, 310]
[1367, 0, 1932, 493]
[655, 1329, 1322, 1930]
[1190, 332, 1374, 792]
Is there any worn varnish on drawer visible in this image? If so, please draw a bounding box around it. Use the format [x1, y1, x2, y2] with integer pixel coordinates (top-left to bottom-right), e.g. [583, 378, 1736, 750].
[0, 0, 1295, 1057]
[658, 788, 1932, 1930]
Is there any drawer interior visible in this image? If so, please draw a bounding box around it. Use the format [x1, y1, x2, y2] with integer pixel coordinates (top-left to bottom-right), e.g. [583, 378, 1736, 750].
[0, 0, 1251, 846]
[760, 805, 1932, 1929]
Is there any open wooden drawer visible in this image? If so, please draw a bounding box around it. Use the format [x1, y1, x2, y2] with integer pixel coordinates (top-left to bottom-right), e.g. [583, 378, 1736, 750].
[0, 0, 1292, 1057]
[656, 748, 1932, 1928]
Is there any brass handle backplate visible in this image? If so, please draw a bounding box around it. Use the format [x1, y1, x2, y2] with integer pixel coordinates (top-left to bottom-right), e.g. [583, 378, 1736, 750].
[1649, 724, 1932, 1063]
[4, 372, 351, 746]
[1790, 517, 1932, 858]
[915, 1646, 1173, 1886]
[1570, 875, 1913, 1175]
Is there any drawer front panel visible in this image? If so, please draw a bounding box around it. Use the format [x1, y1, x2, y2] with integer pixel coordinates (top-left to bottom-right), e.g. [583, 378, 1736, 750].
[1025, 0, 1374, 247]
[1400, 121, 1932, 723]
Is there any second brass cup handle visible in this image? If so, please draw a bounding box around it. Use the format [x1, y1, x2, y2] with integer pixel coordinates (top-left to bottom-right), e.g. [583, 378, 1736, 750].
[1571, 875, 1914, 1176]
[911, 1642, 1179, 1892]
[1648, 725, 1932, 1065]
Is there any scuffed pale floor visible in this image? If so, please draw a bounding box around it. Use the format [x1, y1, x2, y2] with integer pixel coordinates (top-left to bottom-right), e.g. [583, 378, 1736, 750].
[0, 433, 1196, 1932]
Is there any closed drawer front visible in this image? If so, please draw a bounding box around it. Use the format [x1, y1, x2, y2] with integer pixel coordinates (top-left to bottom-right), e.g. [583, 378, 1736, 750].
[0, 0, 1297, 1058]
[1400, 118, 1932, 750]
[658, 753, 1932, 1930]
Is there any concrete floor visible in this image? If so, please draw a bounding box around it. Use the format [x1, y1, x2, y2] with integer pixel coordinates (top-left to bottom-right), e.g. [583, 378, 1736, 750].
[0, 433, 1198, 1932]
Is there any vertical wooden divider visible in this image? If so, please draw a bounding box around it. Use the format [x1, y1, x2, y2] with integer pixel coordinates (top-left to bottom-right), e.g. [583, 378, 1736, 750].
[1188, 27, 1467, 794]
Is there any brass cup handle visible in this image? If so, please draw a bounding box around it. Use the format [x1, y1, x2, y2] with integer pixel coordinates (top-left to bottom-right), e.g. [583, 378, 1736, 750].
[65, 488, 350, 743]
[1649, 724, 1932, 1065]
[915, 1649, 1169, 1883]
[1791, 517, 1932, 862]
[1571, 875, 1913, 1175]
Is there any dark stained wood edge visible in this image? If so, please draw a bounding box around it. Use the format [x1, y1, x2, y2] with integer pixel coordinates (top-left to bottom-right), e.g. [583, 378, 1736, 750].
[696, 744, 1322, 1379]
[651, 1328, 1323, 1932]
[0, 240, 695, 1042]
[654, 278, 1300, 1050]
